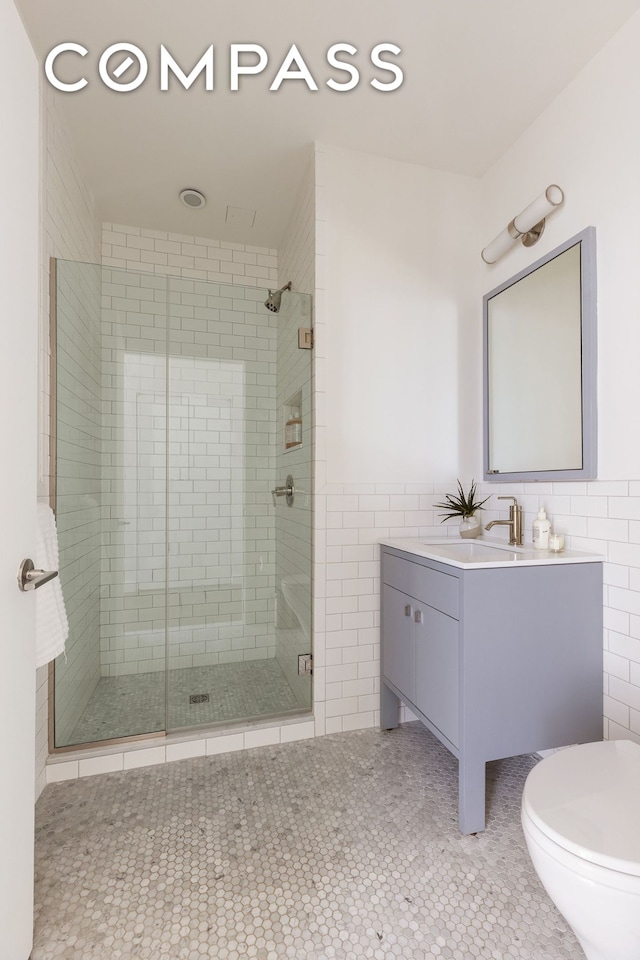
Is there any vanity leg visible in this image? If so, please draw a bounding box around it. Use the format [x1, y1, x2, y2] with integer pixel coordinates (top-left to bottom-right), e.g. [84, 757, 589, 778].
[459, 756, 486, 834]
[381, 683, 400, 730]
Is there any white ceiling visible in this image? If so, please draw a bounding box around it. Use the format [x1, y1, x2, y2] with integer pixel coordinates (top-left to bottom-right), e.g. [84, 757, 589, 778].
[16, 0, 640, 248]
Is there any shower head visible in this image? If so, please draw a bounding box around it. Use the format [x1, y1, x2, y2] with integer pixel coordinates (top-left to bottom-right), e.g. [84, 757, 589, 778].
[264, 281, 292, 313]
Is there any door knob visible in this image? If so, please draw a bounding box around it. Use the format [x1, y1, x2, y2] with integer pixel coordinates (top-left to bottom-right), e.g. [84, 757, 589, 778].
[18, 558, 59, 592]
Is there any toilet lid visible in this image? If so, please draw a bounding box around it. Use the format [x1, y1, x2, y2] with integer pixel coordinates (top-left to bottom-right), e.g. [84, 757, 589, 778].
[522, 739, 640, 876]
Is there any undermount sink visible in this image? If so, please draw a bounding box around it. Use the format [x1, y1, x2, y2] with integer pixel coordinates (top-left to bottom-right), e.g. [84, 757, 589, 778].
[379, 536, 604, 569]
[420, 540, 523, 563]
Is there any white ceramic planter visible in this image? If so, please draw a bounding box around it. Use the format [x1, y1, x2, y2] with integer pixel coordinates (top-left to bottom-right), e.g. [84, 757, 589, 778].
[459, 515, 482, 539]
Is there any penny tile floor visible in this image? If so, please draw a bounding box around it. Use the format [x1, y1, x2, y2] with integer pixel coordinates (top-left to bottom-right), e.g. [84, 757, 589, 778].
[33, 723, 583, 959]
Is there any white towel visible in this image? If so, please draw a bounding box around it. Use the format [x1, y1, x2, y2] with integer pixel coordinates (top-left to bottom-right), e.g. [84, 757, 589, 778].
[35, 503, 69, 669]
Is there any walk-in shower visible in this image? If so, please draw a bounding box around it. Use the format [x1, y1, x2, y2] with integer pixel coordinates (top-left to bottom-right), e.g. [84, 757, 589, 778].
[50, 259, 312, 750]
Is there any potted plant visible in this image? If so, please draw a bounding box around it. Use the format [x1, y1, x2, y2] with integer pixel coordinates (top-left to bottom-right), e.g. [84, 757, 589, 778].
[434, 480, 490, 539]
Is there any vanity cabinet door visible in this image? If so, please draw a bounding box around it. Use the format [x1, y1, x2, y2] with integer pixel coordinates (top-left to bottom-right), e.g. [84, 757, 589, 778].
[415, 607, 459, 748]
[382, 584, 416, 704]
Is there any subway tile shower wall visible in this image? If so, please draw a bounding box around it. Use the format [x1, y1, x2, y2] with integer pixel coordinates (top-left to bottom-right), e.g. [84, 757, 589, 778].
[102, 224, 277, 287]
[54, 262, 103, 744]
[100, 224, 279, 677]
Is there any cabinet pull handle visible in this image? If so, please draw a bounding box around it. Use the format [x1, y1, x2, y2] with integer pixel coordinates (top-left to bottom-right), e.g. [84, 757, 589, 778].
[414, 609, 423, 624]
[404, 604, 413, 617]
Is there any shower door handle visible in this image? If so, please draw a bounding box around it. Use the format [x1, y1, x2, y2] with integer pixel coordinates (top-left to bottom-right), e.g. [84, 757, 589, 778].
[17, 558, 59, 592]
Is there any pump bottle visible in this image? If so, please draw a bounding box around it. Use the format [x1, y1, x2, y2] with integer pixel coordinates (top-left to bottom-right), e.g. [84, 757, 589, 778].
[532, 507, 551, 550]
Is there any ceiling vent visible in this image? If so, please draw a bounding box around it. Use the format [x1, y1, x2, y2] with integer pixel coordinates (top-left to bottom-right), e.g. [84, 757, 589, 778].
[225, 205, 256, 227]
[179, 188, 206, 209]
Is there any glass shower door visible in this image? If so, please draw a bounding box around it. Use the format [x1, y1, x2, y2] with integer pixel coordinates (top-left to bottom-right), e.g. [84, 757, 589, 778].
[52, 261, 312, 750]
[165, 278, 313, 731]
[274, 289, 313, 713]
[53, 261, 169, 747]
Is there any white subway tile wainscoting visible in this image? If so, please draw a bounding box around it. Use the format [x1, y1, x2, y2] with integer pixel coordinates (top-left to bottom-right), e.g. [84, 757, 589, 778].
[312, 474, 640, 745]
[46, 423, 640, 778]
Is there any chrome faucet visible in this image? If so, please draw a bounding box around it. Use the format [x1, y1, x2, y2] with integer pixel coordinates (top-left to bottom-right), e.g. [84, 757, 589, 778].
[485, 496, 523, 545]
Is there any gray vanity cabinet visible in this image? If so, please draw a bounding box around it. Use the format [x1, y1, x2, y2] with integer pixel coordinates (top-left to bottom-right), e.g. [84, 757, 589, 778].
[415, 605, 459, 749]
[382, 584, 417, 705]
[382, 585, 459, 746]
[381, 545, 603, 834]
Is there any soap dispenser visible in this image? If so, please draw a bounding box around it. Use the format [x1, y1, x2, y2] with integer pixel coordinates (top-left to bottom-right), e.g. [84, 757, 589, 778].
[532, 507, 551, 550]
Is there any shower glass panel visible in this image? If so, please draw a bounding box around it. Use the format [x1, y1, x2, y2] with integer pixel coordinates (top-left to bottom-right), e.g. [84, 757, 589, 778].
[53, 261, 168, 747]
[52, 260, 312, 750]
[164, 279, 311, 730]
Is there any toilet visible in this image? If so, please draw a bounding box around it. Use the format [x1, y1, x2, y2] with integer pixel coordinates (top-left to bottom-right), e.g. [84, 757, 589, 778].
[521, 739, 640, 960]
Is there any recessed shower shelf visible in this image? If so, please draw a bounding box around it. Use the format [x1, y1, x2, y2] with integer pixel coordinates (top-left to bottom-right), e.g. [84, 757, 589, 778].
[284, 419, 302, 450]
[283, 391, 303, 451]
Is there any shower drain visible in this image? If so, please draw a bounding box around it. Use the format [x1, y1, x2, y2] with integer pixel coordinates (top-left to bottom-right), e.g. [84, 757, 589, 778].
[189, 693, 210, 704]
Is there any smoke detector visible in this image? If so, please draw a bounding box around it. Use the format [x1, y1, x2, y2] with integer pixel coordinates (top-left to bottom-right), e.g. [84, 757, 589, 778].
[179, 188, 206, 209]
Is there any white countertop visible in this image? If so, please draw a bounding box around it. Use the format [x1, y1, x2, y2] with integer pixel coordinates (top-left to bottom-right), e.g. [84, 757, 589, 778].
[380, 536, 604, 570]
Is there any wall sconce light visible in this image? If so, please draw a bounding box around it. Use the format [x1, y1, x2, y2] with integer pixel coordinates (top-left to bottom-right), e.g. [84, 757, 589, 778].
[481, 184, 565, 264]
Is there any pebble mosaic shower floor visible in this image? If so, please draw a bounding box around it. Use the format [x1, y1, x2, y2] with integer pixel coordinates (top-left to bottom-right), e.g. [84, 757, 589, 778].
[33, 723, 583, 960]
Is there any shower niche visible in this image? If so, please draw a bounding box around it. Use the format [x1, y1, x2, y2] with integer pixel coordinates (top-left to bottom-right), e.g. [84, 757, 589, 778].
[284, 391, 303, 450]
[50, 259, 313, 750]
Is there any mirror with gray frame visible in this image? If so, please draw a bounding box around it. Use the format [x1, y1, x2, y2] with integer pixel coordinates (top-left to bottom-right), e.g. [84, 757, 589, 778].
[483, 226, 597, 482]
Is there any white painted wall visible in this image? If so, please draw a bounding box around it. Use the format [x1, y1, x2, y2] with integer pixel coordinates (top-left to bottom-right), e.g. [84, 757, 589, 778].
[471, 10, 640, 743]
[474, 9, 640, 481]
[0, 1, 38, 952]
[311, 144, 480, 736]
[312, 11, 640, 744]
[321, 145, 480, 485]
